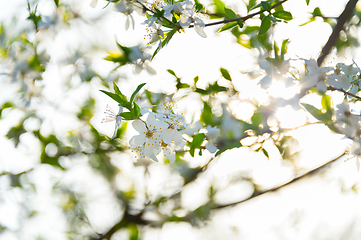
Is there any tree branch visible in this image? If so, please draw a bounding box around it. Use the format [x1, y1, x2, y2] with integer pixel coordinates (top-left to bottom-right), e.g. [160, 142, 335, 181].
[190, 0, 289, 29]
[215, 150, 347, 209]
[327, 85, 361, 100]
[317, 0, 359, 66]
[209, 0, 288, 28]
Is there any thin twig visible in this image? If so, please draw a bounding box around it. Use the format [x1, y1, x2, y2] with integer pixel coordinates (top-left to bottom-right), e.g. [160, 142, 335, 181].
[215, 150, 347, 209]
[190, 0, 289, 28]
[327, 85, 361, 100]
[317, 0, 359, 66]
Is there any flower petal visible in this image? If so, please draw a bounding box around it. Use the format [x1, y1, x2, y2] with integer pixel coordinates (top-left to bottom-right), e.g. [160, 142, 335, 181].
[194, 19, 206, 38]
[129, 135, 146, 147]
[162, 129, 174, 144]
[132, 119, 146, 133]
[205, 141, 217, 153]
[163, 146, 175, 162]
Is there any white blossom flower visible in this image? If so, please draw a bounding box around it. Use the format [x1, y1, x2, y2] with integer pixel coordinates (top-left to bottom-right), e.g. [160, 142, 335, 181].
[180, 1, 207, 38]
[334, 101, 360, 138]
[299, 59, 331, 91]
[205, 125, 220, 153]
[129, 113, 168, 161]
[155, 102, 188, 149]
[154, 141, 177, 162]
[163, 1, 185, 18]
[101, 104, 123, 138]
[145, 23, 164, 51]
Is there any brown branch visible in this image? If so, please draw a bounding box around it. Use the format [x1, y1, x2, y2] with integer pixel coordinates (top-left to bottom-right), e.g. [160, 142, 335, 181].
[327, 85, 361, 100]
[215, 150, 347, 209]
[190, 0, 289, 29]
[317, 0, 359, 66]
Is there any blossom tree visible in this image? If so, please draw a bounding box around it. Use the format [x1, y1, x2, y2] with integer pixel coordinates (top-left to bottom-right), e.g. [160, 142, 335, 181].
[1, 0, 361, 239]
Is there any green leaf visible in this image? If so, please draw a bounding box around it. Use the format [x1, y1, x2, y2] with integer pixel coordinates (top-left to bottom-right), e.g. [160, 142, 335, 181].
[224, 7, 238, 18]
[194, 76, 199, 85]
[100, 90, 129, 107]
[119, 112, 135, 120]
[273, 11, 293, 21]
[260, 1, 271, 12]
[113, 82, 129, 106]
[220, 68, 231, 81]
[321, 94, 332, 111]
[259, 15, 272, 35]
[131, 102, 141, 118]
[117, 42, 132, 55]
[261, 148, 269, 158]
[306, 0, 310, 5]
[218, 22, 238, 33]
[312, 7, 322, 17]
[281, 39, 289, 58]
[194, 88, 208, 95]
[189, 133, 205, 157]
[302, 103, 331, 123]
[251, 112, 263, 126]
[167, 69, 178, 78]
[212, 0, 225, 15]
[194, 0, 204, 12]
[41, 153, 64, 170]
[104, 51, 129, 65]
[6, 123, 26, 147]
[54, 0, 59, 7]
[176, 82, 191, 89]
[192, 133, 205, 147]
[200, 102, 213, 126]
[215, 141, 242, 156]
[130, 83, 146, 103]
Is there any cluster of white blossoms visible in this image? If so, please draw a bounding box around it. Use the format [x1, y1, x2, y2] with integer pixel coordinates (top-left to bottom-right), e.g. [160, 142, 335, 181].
[102, 100, 220, 162]
[129, 102, 191, 162]
[143, 0, 207, 38]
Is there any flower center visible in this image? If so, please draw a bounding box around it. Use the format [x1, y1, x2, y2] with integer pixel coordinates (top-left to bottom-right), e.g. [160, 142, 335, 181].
[146, 130, 154, 138]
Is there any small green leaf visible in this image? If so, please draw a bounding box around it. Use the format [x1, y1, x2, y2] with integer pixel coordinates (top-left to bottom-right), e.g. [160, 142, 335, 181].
[130, 83, 146, 103]
[113, 82, 128, 103]
[218, 22, 238, 33]
[306, 0, 310, 5]
[119, 112, 135, 120]
[194, 76, 199, 85]
[54, 0, 59, 7]
[251, 112, 263, 126]
[215, 141, 242, 156]
[192, 133, 205, 147]
[100, 90, 128, 107]
[260, 1, 271, 12]
[259, 15, 272, 35]
[302, 103, 331, 123]
[261, 148, 269, 158]
[220, 68, 232, 81]
[312, 7, 322, 17]
[224, 7, 238, 18]
[131, 102, 141, 118]
[176, 82, 191, 89]
[281, 39, 289, 58]
[167, 69, 178, 78]
[321, 94, 332, 111]
[273, 11, 293, 21]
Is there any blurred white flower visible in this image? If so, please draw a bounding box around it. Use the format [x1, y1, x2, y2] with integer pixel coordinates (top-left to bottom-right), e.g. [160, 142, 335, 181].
[180, 1, 206, 38]
[205, 125, 220, 153]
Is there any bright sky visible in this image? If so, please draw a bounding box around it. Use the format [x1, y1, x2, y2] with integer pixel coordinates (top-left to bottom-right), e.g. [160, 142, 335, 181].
[1, 0, 361, 239]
